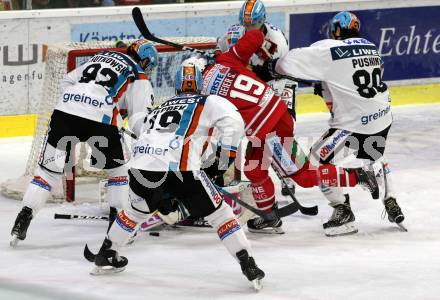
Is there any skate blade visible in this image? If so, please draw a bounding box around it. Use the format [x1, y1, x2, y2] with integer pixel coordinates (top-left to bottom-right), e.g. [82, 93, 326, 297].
[252, 278, 263, 292]
[396, 222, 408, 232]
[10, 235, 19, 247]
[248, 227, 284, 235]
[90, 266, 125, 276]
[325, 222, 358, 237]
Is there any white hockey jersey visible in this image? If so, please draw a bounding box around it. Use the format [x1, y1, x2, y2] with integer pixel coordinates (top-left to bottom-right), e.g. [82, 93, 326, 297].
[275, 38, 392, 134]
[131, 94, 244, 172]
[55, 50, 154, 129]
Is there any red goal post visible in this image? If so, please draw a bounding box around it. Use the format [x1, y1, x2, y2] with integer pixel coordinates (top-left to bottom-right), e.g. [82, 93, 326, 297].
[1, 38, 217, 203]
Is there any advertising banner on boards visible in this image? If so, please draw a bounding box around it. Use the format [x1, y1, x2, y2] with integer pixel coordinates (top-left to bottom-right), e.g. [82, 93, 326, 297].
[290, 6, 440, 82]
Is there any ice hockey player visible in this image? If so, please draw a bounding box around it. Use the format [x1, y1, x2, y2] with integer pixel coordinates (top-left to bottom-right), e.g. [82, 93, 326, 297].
[202, 29, 380, 234]
[270, 11, 405, 236]
[89, 63, 265, 290]
[217, 0, 296, 196]
[9, 40, 158, 246]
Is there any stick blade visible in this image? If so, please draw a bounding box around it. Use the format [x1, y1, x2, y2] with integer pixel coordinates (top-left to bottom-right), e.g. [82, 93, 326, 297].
[84, 244, 96, 263]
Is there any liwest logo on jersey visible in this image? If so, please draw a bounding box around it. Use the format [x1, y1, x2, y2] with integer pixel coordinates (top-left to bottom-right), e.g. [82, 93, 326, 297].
[62, 93, 106, 108]
[330, 45, 378, 61]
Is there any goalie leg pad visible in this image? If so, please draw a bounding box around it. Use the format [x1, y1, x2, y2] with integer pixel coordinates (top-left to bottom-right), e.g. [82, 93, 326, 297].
[206, 203, 251, 261]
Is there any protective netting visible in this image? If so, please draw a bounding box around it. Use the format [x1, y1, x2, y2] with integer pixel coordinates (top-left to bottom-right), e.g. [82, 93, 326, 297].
[1, 38, 217, 202]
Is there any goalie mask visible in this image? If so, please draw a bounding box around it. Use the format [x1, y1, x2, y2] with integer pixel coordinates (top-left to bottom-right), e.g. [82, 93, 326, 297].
[239, 0, 266, 30]
[175, 65, 203, 95]
[127, 40, 158, 75]
[328, 11, 361, 40]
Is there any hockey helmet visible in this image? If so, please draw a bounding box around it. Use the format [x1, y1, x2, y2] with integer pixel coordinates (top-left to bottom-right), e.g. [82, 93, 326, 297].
[328, 11, 361, 40]
[181, 56, 208, 73]
[175, 64, 203, 95]
[127, 39, 158, 74]
[239, 0, 266, 29]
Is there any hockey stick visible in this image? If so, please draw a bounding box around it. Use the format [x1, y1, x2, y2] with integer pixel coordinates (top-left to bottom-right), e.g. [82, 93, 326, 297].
[132, 7, 213, 57]
[271, 163, 319, 216]
[197, 168, 299, 219]
[54, 213, 109, 221]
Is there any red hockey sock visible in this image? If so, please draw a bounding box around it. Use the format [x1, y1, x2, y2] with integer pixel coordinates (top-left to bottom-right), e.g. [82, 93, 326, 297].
[250, 177, 275, 212]
[318, 165, 357, 187]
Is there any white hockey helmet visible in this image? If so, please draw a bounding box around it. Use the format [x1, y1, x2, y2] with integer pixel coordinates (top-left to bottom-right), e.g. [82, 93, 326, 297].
[181, 56, 208, 73]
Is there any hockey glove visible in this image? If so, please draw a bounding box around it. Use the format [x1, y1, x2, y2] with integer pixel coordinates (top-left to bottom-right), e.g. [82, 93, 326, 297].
[313, 82, 323, 98]
[252, 58, 279, 83]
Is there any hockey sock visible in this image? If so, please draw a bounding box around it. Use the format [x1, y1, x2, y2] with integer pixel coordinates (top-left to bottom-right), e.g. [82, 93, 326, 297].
[291, 163, 357, 188]
[320, 186, 346, 206]
[318, 165, 357, 187]
[105, 165, 129, 209]
[206, 202, 251, 261]
[382, 161, 396, 201]
[22, 167, 61, 214]
[250, 177, 275, 212]
[107, 210, 140, 248]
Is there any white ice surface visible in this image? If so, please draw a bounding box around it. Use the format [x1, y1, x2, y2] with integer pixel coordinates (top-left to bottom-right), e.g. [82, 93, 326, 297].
[0, 104, 439, 300]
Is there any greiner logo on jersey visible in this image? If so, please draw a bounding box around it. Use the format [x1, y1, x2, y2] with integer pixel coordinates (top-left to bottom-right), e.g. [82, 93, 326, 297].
[62, 92, 106, 108]
[133, 144, 169, 156]
[361, 105, 391, 125]
[330, 45, 379, 61]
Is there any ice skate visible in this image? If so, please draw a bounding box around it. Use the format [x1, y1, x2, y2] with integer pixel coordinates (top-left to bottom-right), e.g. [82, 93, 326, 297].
[236, 249, 265, 291]
[10, 206, 33, 247]
[91, 238, 128, 275]
[383, 197, 407, 232]
[323, 199, 358, 237]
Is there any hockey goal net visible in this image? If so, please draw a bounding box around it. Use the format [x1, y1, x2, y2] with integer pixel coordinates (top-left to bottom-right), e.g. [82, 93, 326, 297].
[1, 38, 217, 203]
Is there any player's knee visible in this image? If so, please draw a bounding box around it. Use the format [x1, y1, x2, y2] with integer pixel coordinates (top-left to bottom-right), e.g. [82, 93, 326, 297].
[243, 167, 268, 183]
[126, 188, 151, 220]
[205, 202, 236, 230]
[34, 166, 63, 189]
[291, 165, 318, 188]
[107, 164, 128, 178]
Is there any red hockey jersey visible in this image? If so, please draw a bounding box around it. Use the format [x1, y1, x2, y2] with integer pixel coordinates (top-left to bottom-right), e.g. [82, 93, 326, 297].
[202, 30, 287, 140]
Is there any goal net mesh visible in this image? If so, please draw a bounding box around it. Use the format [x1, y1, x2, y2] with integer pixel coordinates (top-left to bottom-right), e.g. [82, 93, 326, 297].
[1, 38, 217, 202]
